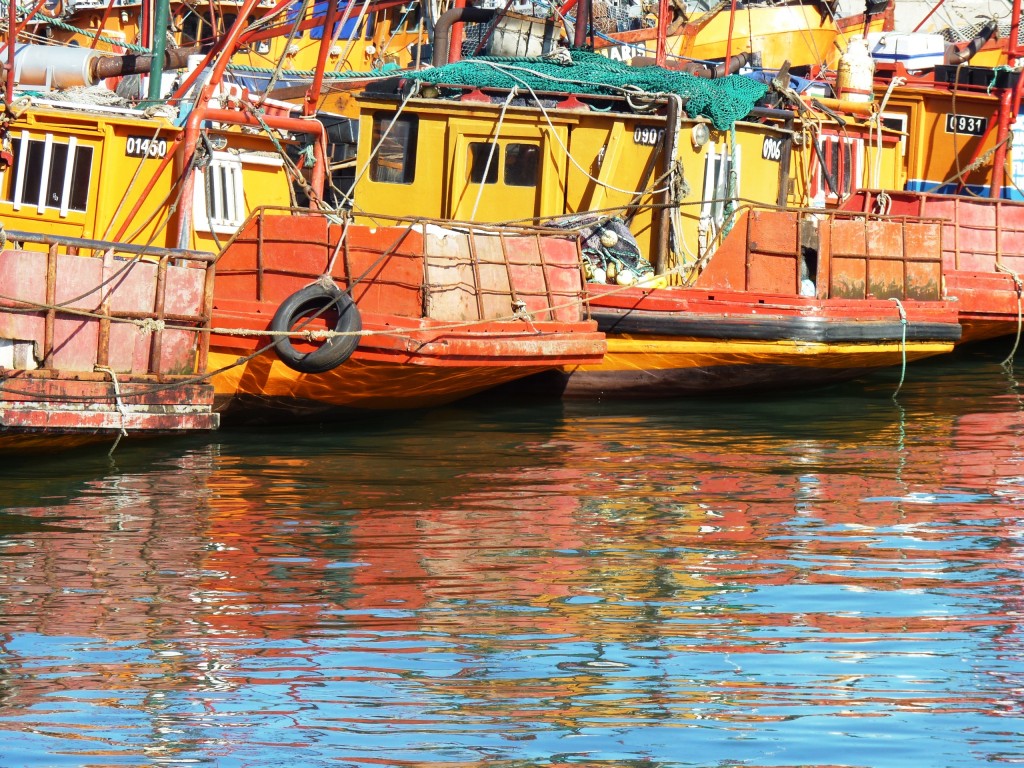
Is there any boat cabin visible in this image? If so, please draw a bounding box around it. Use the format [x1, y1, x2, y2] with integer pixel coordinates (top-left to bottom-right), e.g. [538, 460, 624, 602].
[350, 73, 906, 277]
[0, 95, 295, 251]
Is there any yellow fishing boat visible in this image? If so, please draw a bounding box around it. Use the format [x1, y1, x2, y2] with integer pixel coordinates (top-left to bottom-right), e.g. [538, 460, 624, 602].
[345, 49, 959, 395]
[428, 0, 894, 77]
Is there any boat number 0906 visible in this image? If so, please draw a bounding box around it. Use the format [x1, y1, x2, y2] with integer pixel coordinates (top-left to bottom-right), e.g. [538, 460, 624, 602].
[126, 136, 169, 158]
[762, 136, 783, 161]
[633, 127, 665, 145]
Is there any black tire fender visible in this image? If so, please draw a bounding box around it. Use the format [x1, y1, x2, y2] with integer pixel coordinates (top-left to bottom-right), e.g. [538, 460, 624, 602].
[270, 283, 362, 374]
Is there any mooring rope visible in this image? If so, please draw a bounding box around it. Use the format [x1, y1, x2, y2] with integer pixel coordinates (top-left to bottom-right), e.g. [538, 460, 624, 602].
[94, 365, 129, 455]
[996, 262, 1024, 368]
[889, 297, 908, 399]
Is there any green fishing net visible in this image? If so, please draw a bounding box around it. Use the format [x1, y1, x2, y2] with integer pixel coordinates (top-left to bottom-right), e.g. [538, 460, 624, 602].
[406, 49, 767, 130]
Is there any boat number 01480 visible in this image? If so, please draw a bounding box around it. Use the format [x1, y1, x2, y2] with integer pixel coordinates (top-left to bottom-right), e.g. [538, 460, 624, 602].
[126, 136, 169, 158]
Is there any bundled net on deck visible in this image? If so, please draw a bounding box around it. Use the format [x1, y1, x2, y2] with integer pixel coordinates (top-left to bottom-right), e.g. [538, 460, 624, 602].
[406, 50, 768, 130]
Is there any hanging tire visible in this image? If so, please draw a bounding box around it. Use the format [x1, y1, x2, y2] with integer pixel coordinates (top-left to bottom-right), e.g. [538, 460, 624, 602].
[270, 283, 362, 374]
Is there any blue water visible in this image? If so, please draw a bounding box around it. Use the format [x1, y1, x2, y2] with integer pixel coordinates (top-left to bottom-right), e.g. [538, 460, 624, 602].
[1, 344, 1023, 767]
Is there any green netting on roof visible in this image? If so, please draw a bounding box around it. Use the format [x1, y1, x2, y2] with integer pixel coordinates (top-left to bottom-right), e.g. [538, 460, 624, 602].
[406, 50, 768, 130]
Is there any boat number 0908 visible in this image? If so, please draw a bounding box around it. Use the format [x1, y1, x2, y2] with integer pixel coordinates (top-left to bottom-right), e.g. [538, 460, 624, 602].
[126, 136, 169, 158]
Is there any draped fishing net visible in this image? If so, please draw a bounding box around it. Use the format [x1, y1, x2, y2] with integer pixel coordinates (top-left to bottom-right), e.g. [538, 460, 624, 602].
[553, 215, 653, 284]
[406, 49, 768, 130]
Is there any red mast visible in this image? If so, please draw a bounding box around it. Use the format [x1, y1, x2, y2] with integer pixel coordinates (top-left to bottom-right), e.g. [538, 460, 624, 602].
[988, 0, 1022, 198]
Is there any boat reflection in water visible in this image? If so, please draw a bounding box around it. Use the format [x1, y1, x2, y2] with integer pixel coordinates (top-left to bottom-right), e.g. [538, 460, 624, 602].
[0, 352, 1022, 764]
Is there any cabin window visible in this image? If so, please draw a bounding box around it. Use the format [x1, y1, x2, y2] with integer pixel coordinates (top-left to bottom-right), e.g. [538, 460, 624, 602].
[879, 111, 908, 153]
[181, 11, 238, 46]
[813, 135, 863, 201]
[193, 152, 246, 234]
[3, 132, 92, 216]
[700, 141, 740, 231]
[179, 12, 209, 47]
[193, 151, 284, 233]
[504, 143, 540, 187]
[469, 142, 499, 184]
[370, 113, 418, 184]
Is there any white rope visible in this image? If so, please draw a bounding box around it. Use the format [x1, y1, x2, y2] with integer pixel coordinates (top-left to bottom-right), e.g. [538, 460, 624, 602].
[996, 262, 1023, 367]
[330, 0, 374, 74]
[871, 76, 905, 188]
[464, 59, 673, 197]
[325, 215, 350, 275]
[889, 297, 908, 399]
[94, 365, 128, 455]
[471, 89, 517, 220]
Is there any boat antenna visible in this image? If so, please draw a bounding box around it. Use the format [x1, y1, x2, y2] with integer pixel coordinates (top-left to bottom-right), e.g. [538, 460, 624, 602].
[723, 0, 738, 76]
[656, 0, 668, 65]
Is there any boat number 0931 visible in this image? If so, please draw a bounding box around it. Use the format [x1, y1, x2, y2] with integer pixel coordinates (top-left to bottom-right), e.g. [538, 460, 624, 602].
[944, 114, 987, 136]
[762, 136, 783, 161]
[126, 136, 169, 158]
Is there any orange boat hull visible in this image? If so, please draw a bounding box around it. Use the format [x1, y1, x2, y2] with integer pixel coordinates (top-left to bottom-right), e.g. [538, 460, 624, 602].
[208, 212, 605, 420]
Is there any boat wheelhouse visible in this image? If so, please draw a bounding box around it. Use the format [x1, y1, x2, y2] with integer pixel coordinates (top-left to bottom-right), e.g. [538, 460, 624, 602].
[342, 50, 958, 396]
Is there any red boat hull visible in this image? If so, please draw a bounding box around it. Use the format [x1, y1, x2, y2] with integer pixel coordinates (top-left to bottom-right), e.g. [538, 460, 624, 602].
[0, 237, 219, 447]
[513, 208, 961, 397]
[842, 190, 1024, 343]
[209, 213, 605, 418]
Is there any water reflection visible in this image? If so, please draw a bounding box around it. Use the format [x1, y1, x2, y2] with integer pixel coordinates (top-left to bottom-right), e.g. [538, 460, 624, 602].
[0, 347, 1023, 766]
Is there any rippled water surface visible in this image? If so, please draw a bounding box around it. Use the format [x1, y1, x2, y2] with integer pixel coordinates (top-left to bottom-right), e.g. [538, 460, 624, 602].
[2, 346, 1024, 767]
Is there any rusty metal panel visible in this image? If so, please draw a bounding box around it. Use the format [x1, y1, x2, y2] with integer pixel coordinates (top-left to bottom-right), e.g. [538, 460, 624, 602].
[1, 245, 210, 376]
[866, 219, 907, 299]
[693, 211, 751, 291]
[951, 197, 998, 273]
[343, 226, 424, 317]
[504, 235, 548, 318]
[257, 214, 332, 275]
[0, 249, 47, 305]
[999, 204, 1024, 274]
[746, 210, 800, 295]
[0, 376, 218, 434]
[538, 237, 586, 323]
[106, 259, 158, 313]
[902, 220, 943, 301]
[0, 250, 45, 353]
[748, 209, 800, 253]
[830, 218, 869, 298]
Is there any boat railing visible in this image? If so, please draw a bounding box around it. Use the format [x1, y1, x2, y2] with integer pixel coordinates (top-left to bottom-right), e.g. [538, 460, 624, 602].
[1, 228, 216, 377]
[216, 206, 593, 324]
[842, 189, 1024, 277]
[696, 203, 949, 302]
